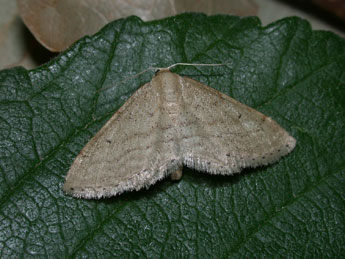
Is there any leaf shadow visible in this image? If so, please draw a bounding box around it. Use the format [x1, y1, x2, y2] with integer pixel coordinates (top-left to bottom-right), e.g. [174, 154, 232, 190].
[20, 20, 58, 66]
[98, 166, 261, 205]
[182, 166, 259, 187]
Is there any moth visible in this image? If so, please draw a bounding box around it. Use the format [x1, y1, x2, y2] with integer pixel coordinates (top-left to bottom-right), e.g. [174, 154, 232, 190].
[63, 66, 296, 199]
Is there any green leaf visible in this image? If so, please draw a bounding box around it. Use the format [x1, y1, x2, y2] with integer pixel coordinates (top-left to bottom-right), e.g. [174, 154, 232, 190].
[0, 13, 344, 258]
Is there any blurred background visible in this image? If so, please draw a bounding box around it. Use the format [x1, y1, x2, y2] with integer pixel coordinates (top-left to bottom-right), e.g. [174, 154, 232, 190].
[1, 0, 344, 70]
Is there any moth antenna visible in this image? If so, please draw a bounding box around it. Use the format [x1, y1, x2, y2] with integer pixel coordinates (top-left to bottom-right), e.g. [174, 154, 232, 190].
[99, 62, 229, 92]
[166, 62, 229, 70]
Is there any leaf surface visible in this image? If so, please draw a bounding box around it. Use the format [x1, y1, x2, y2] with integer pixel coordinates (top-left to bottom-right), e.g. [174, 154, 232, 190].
[0, 14, 344, 258]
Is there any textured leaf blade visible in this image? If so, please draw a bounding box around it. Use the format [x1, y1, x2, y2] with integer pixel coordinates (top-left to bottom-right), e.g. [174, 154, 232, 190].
[0, 14, 344, 258]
